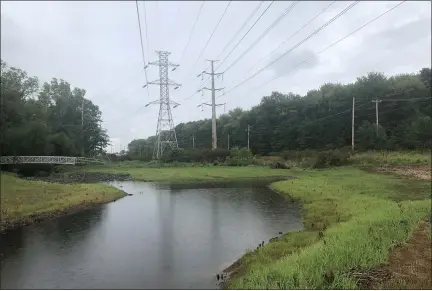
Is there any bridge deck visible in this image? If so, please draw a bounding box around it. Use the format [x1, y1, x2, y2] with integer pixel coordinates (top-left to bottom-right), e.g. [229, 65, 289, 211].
[0, 156, 106, 165]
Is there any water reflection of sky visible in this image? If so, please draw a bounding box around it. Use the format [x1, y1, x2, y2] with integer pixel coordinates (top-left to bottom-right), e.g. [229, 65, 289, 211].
[1, 181, 303, 289]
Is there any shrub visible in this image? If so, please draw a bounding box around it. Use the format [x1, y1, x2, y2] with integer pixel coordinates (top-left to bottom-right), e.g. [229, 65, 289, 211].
[300, 150, 350, 169]
[224, 147, 254, 166]
[159, 148, 231, 164]
[269, 161, 290, 169]
[230, 147, 253, 159]
[203, 148, 231, 162]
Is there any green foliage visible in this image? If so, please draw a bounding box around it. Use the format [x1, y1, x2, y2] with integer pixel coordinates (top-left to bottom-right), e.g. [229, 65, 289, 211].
[356, 121, 388, 150]
[225, 147, 254, 166]
[128, 68, 431, 155]
[0, 60, 108, 158]
[297, 149, 351, 168]
[159, 148, 231, 164]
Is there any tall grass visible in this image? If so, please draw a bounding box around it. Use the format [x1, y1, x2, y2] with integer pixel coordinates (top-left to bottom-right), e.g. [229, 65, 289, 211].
[227, 168, 431, 289]
[349, 150, 431, 166]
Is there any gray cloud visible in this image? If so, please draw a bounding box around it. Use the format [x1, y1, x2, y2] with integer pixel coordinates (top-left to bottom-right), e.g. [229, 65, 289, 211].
[1, 1, 430, 150]
[267, 49, 320, 76]
[366, 17, 431, 49]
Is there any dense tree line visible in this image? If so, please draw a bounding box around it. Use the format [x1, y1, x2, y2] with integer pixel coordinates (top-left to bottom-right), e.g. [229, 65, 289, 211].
[0, 60, 109, 158]
[129, 68, 431, 158]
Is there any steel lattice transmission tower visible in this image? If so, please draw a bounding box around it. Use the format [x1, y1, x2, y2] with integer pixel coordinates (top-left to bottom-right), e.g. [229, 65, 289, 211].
[143, 51, 181, 159]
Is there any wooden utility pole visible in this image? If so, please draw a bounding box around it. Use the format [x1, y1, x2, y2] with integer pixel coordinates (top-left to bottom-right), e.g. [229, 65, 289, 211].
[192, 135, 195, 149]
[81, 98, 85, 157]
[372, 99, 382, 131]
[197, 60, 224, 149]
[352, 96, 355, 151]
[227, 134, 230, 150]
[247, 125, 250, 150]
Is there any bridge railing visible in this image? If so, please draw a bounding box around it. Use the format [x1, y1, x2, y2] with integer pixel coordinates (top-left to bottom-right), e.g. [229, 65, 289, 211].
[0, 156, 106, 165]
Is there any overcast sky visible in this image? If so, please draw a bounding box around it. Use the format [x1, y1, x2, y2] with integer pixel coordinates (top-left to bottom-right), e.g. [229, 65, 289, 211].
[1, 1, 430, 152]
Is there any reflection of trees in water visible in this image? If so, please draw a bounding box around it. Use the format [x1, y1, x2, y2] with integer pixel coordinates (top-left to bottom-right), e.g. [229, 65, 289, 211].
[0, 206, 107, 289]
[0, 206, 106, 264]
[37, 206, 106, 246]
[250, 188, 303, 231]
[0, 227, 26, 263]
[215, 187, 302, 235]
[210, 192, 222, 262]
[158, 191, 174, 273]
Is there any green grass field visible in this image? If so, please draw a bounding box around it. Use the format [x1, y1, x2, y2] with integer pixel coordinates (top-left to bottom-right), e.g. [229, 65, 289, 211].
[0, 173, 126, 230]
[82, 164, 300, 182]
[225, 167, 431, 289]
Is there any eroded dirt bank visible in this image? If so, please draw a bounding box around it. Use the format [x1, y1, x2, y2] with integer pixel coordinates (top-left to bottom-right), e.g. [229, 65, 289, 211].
[24, 172, 131, 184]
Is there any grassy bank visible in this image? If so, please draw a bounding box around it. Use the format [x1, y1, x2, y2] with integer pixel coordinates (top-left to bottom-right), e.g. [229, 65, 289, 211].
[80, 165, 299, 183]
[0, 173, 126, 231]
[225, 167, 431, 289]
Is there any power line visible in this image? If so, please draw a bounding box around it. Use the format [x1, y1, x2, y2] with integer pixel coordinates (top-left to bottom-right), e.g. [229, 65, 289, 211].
[135, 0, 150, 97]
[188, 1, 232, 76]
[245, 1, 336, 74]
[355, 97, 432, 118]
[221, 1, 360, 98]
[222, 1, 300, 73]
[180, 1, 274, 103]
[155, 1, 160, 49]
[227, 1, 405, 99]
[215, 1, 265, 61]
[142, 1, 151, 59]
[181, 1, 265, 100]
[215, 1, 275, 71]
[178, 1, 205, 65]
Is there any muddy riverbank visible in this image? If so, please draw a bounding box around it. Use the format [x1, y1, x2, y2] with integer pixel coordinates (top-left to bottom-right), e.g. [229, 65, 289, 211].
[0, 196, 128, 232]
[23, 171, 132, 184]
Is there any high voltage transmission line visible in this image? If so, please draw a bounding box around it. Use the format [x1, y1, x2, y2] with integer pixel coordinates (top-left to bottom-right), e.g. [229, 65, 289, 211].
[142, 1, 151, 60]
[222, 1, 300, 73]
[110, 0, 414, 132]
[218, 1, 360, 99]
[178, 1, 205, 66]
[215, 1, 265, 62]
[180, 1, 265, 100]
[245, 1, 336, 74]
[135, 0, 150, 97]
[184, 1, 232, 82]
[180, 1, 274, 102]
[214, 1, 275, 72]
[220, 1, 405, 101]
[155, 1, 160, 49]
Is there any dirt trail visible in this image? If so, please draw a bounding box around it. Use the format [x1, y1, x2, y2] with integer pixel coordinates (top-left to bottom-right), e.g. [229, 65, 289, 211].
[354, 220, 432, 289]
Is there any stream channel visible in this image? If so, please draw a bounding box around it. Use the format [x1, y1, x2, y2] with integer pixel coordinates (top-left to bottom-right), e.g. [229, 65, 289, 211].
[1, 180, 303, 289]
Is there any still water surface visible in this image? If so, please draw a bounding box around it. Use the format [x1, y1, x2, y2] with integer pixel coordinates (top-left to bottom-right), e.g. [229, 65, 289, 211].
[1, 181, 303, 289]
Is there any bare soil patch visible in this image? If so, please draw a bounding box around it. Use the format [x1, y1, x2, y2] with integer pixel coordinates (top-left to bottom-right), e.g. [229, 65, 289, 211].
[371, 164, 431, 181]
[353, 220, 432, 289]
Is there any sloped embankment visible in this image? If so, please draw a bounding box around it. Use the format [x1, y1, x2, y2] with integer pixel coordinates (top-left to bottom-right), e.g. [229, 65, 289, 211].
[224, 167, 431, 289]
